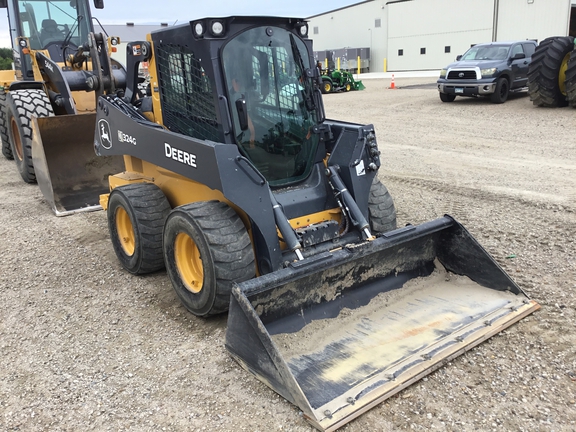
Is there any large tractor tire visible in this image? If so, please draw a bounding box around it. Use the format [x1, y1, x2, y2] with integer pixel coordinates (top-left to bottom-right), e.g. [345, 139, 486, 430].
[107, 183, 171, 275]
[164, 201, 255, 317]
[368, 177, 397, 234]
[5, 89, 54, 182]
[0, 90, 12, 160]
[527, 36, 575, 107]
[565, 50, 576, 108]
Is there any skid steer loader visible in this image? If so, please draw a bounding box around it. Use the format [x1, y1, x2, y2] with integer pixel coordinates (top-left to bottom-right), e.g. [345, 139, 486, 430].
[93, 16, 540, 431]
[0, 0, 125, 215]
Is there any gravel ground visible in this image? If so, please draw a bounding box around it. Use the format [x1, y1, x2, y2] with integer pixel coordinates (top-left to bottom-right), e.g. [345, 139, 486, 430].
[0, 77, 575, 431]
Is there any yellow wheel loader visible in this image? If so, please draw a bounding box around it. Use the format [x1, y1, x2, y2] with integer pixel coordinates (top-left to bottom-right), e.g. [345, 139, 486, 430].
[0, 0, 125, 215]
[94, 17, 540, 431]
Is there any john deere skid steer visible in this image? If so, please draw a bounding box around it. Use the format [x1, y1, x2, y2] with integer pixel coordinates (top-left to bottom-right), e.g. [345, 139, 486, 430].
[93, 17, 539, 431]
[0, 0, 125, 215]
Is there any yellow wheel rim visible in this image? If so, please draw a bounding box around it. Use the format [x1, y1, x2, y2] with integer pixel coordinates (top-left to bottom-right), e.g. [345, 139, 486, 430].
[324, 82, 331, 92]
[175, 232, 203, 293]
[559, 51, 571, 95]
[10, 117, 23, 161]
[346, 84, 351, 91]
[116, 207, 135, 256]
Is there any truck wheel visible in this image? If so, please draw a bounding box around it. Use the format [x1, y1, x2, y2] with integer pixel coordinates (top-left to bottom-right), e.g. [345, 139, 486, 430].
[5, 89, 54, 183]
[164, 201, 255, 317]
[439, 92, 456, 102]
[368, 177, 397, 233]
[490, 77, 509, 104]
[107, 183, 171, 274]
[0, 90, 12, 160]
[527, 36, 575, 107]
[565, 50, 576, 108]
[322, 80, 332, 94]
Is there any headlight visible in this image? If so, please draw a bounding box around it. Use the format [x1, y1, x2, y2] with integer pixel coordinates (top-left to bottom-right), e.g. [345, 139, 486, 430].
[480, 67, 497, 77]
[439, 69, 447, 78]
[193, 22, 204, 37]
[210, 20, 224, 37]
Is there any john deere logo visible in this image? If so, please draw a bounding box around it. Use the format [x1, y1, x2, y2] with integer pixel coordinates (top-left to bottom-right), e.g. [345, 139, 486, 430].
[98, 119, 112, 149]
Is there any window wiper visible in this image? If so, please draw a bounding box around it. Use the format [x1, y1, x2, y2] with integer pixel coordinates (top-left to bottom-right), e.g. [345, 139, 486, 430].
[63, 15, 83, 48]
[289, 33, 315, 112]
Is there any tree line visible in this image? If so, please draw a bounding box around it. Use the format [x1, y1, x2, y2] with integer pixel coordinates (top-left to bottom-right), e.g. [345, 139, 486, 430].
[0, 48, 14, 70]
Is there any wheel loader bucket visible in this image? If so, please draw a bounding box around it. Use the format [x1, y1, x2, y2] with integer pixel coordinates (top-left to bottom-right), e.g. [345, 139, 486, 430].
[353, 80, 365, 91]
[226, 216, 539, 431]
[31, 113, 124, 216]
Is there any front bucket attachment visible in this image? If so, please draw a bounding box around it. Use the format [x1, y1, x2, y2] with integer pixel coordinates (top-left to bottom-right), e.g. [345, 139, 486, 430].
[31, 114, 124, 216]
[226, 216, 539, 431]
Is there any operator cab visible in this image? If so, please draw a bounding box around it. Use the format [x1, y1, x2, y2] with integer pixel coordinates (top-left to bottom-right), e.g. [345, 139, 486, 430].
[222, 26, 321, 187]
[10, 0, 95, 68]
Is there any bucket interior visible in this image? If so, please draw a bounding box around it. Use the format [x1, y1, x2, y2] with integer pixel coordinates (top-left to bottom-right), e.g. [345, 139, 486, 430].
[226, 219, 538, 430]
[32, 114, 124, 215]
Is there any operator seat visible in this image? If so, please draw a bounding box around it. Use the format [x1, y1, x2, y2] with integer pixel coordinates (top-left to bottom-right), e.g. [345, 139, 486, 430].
[40, 19, 62, 43]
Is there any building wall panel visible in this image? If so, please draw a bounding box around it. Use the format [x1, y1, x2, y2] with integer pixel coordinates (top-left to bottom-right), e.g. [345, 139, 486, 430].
[309, 1, 387, 72]
[387, 0, 494, 71]
[309, 0, 572, 72]
[496, 0, 570, 42]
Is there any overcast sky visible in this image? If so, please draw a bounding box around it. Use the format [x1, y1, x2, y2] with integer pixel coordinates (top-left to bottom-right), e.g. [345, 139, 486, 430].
[0, 0, 360, 48]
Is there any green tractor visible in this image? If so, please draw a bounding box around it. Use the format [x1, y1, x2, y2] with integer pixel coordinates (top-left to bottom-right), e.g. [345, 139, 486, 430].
[320, 68, 365, 94]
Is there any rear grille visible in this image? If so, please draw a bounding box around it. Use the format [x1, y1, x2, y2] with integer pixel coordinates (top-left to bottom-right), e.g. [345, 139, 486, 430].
[156, 43, 220, 142]
[447, 70, 477, 80]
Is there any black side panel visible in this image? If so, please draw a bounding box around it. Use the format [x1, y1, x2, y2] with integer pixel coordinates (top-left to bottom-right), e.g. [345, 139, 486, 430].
[95, 96, 284, 271]
[327, 122, 380, 219]
[437, 220, 524, 295]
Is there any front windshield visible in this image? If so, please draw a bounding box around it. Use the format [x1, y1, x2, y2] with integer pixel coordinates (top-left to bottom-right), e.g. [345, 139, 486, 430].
[461, 45, 510, 61]
[17, 0, 91, 50]
[222, 26, 319, 187]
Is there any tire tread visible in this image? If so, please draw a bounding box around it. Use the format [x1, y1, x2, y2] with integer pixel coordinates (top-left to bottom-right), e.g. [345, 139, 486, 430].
[527, 36, 574, 107]
[7, 89, 54, 182]
[109, 183, 171, 274]
[368, 177, 397, 234]
[172, 201, 255, 316]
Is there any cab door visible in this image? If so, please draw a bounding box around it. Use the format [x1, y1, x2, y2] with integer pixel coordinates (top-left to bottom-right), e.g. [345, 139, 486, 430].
[509, 43, 530, 88]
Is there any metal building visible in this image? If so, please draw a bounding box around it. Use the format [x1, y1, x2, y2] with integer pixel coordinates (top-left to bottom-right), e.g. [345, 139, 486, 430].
[308, 0, 575, 72]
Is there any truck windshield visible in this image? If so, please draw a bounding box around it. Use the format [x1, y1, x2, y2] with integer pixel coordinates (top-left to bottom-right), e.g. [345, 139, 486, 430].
[17, 0, 91, 50]
[222, 26, 319, 187]
[461, 45, 510, 61]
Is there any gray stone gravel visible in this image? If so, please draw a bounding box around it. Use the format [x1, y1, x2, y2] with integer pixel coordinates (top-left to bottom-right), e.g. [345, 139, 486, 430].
[0, 77, 575, 431]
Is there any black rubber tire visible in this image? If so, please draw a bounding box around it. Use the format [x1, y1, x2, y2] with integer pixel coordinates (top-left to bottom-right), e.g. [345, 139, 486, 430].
[0, 90, 12, 160]
[107, 183, 171, 275]
[368, 177, 397, 234]
[164, 201, 255, 317]
[490, 77, 509, 104]
[322, 80, 332, 94]
[527, 36, 575, 107]
[439, 92, 456, 102]
[565, 49, 576, 108]
[5, 89, 54, 183]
